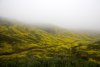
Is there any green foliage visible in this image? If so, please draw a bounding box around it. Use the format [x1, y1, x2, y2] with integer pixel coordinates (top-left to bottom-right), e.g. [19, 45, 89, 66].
[0, 57, 99, 67]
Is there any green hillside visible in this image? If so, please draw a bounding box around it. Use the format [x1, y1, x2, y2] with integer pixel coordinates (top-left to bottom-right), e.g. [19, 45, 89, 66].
[0, 19, 100, 67]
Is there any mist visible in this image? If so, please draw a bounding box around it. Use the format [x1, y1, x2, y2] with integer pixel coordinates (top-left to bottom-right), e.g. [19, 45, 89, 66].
[0, 0, 100, 31]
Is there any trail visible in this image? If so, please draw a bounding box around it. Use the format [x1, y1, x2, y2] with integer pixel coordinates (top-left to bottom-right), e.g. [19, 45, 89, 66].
[0, 45, 59, 56]
[0, 40, 80, 56]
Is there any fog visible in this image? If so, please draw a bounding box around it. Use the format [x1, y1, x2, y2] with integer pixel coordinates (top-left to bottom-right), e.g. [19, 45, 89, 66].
[0, 0, 100, 31]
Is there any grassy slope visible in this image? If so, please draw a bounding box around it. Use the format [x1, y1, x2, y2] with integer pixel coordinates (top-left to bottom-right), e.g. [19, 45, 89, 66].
[0, 18, 100, 66]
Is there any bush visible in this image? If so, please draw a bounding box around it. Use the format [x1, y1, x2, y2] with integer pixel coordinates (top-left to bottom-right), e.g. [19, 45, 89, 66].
[0, 57, 99, 67]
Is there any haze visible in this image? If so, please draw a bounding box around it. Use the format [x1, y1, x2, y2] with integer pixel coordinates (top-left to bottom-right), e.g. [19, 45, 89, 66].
[0, 0, 100, 31]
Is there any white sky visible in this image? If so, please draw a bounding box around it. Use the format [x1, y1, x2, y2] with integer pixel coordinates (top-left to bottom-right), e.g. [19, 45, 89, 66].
[0, 0, 100, 31]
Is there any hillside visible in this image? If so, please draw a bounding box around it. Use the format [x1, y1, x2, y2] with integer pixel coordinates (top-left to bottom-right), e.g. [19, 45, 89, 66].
[0, 19, 100, 67]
